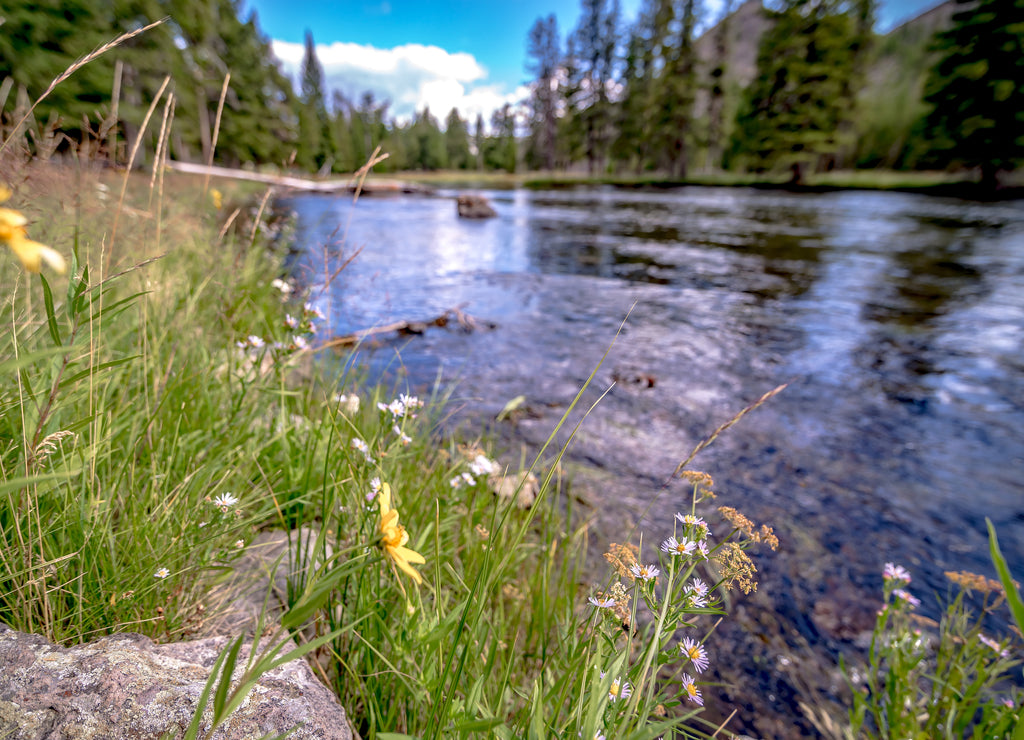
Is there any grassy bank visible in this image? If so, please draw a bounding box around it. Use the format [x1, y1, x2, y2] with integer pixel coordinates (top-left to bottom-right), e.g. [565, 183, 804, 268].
[4, 160, 1021, 739]
[1, 160, 793, 738]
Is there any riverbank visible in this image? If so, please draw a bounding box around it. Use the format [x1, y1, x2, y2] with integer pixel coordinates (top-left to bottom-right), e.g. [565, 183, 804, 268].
[0, 163, 778, 738]
[3, 162, 1021, 738]
[389, 168, 1024, 200]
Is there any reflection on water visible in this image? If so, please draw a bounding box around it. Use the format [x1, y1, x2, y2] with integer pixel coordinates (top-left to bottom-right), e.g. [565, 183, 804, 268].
[286, 186, 1024, 735]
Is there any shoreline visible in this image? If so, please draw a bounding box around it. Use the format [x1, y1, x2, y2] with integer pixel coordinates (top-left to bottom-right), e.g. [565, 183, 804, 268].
[388, 169, 1024, 201]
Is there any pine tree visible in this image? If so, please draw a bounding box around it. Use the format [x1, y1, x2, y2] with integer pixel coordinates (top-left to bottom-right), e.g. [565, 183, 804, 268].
[558, 34, 586, 168]
[474, 113, 486, 171]
[920, 0, 1024, 188]
[733, 0, 860, 182]
[409, 107, 446, 170]
[572, 0, 619, 173]
[0, 1, 119, 147]
[489, 104, 517, 172]
[525, 14, 561, 171]
[443, 108, 471, 170]
[612, 25, 646, 171]
[331, 91, 357, 172]
[660, 0, 699, 178]
[298, 29, 334, 171]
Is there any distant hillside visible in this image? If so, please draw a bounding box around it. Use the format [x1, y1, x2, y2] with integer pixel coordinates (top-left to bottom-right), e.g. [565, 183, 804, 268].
[691, 0, 955, 168]
[695, 0, 953, 90]
[857, 0, 955, 167]
[694, 0, 770, 89]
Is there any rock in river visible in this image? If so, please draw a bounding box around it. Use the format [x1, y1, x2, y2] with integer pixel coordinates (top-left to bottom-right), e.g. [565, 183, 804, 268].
[456, 194, 497, 218]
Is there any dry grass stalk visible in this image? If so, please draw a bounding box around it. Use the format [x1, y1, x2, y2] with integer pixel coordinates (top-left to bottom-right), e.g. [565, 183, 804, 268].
[203, 72, 231, 196]
[248, 187, 274, 246]
[674, 383, 788, 476]
[149, 92, 175, 203]
[109, 75, 171, 260]
[101, 59, 123, 162]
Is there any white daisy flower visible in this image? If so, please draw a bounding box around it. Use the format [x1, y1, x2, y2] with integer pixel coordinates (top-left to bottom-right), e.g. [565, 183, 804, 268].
[661, 536, 695, 557]
[629, 563, 660, 581]
[680, 636, 710, 673]
[212, 492, 240, 511]
[681, 674, 703, 705]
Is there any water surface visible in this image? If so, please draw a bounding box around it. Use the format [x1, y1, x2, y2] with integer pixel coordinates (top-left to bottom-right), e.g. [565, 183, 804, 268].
[285, 185, 1024, 735]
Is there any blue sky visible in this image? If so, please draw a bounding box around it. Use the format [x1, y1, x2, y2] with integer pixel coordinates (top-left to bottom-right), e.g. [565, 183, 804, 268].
[244, 0, 943, 123]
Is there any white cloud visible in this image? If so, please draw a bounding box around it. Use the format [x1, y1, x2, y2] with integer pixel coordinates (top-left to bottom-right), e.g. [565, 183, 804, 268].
[272, 40, 526, 126]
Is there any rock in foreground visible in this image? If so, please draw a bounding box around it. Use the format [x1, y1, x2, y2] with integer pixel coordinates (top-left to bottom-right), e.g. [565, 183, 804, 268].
[0, 623, 355, 740]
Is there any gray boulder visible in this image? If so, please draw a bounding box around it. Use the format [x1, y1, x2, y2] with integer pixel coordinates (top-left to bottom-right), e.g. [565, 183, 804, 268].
[0, 623, 355, 739]
[0, 528, 356, 740]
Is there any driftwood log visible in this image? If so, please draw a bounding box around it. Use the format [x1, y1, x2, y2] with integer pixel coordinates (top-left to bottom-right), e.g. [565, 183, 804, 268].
[321, 305, 492, 348]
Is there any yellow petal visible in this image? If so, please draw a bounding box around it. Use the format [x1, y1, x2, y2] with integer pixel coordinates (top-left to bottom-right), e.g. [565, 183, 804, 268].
[0, 185, 11, 204]
[392, 544, 426, 566]
[0, 207, 28, 241]
[389, 546, 425, 584]
[7, 234, 66, 274]
[379, 482, 392, 516]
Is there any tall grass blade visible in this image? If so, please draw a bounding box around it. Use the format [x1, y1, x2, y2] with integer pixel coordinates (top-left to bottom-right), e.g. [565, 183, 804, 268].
[39, 274, 62, 346]
[986, 518, 1024, 636]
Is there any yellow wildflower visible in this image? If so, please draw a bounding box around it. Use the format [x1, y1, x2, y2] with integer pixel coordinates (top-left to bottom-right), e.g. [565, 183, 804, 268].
[378, 482, 426, 584]
[0, 187, 65, 274]
[210, 188, 223, 210]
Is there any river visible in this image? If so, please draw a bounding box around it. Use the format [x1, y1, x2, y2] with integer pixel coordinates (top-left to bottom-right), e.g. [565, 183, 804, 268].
[283, 185, 1024, 736]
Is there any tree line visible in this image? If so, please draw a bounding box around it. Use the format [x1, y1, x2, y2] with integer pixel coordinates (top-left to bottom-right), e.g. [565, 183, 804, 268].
[1, 0, 1021, 185]
[520, 0, 1022, 185]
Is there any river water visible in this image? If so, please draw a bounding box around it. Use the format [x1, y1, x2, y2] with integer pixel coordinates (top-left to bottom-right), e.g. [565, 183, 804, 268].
[284, 185, 1024, 736]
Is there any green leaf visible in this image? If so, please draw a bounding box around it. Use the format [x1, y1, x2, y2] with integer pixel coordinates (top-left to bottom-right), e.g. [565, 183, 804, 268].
[496, 394, 526, 421]
[60, 356, 139, 388]
[0, 472, 78, 498]
[0, 345, 67, 376]
[212, 634, 245, 718]
[987, 518, 1024, 638]
[88, 290, 145, 323]
[183, 639, 232, 740]
[39, 273, 62, 346]
[450, 718, 505, 732]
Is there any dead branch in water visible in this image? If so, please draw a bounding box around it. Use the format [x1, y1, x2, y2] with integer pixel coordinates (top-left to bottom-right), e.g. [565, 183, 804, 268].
[321, 305, 492, 349]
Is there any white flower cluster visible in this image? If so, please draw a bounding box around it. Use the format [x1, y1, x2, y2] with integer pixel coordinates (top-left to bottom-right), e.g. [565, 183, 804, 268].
[235, 299, 328, 355]
[449, 453, 497, 489]
[377, 393, 424, 419]
[335, 393, 360, 415]
[660, 512, 712, 562]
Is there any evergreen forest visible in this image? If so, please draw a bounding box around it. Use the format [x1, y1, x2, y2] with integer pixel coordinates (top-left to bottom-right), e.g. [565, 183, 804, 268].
[1, 0, 1022, 186]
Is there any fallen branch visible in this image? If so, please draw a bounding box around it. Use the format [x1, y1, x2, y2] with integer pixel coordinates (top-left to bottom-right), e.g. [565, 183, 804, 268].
[321, 306, 493, 349]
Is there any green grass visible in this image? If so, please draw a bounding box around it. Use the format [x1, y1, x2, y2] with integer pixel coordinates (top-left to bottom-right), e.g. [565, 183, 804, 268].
[2, 161, 791, 739]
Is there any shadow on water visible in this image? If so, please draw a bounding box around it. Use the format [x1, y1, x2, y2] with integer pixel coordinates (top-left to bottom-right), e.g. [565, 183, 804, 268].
[284, 185, 1024, 736]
